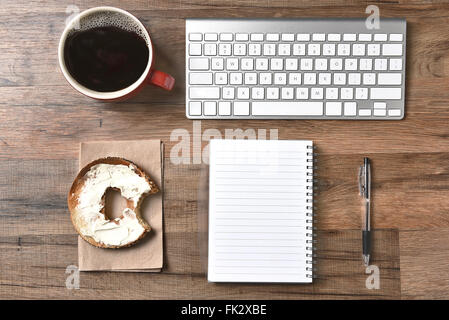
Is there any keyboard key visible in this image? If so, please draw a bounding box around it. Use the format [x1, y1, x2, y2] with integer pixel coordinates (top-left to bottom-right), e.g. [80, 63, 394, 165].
[189, 72, 213, 85]
[308, 44, 320, 55]
[233, 43, 246, 56]
[281, 33, 295, 41]
[326, 88, 338, 99]
[330, 58, 343, 70]
[248, 43, 262, 56]
[344, 102, 357, 116]
[312, 33, 325, 41]
[374, 109, 387, 116]
[326, 102, 342, 116]
[189, 87, 219, 99]
[226, 58, 239, 70]
[251, 33, 264, 41]
[285, 58, 298, 71]
[296, 88, 309, 99]
[311, 88, 323, 99]
[204, 33, 218, 41]
[359, 59, 372, 71]
[356, 88, 368, 99]
[215, 72, 228, 85]
[189, 43, 202, 55]
[382, 44, 403, 56]
[230, 72, 243, 85]
[341, 88, 353, 99]
[297, 34, 310, 41]
[289, 73, 302, 85]
[300, 59, 313, 70]
[270, 58, 283, 70]
[220, 33, 233, 41]
[223, 87, 235, 99]
[218, 102, 231, 115]
[374, 34, 387, 41]
[189, 33, 202, 41]
[204, 43, 217, 56]
[388, 109, 402, 116]
[211, 58, 224, 70]
[390, 34, 403, 41]
[189, 101, 202, 115]
[256, 58, 269, 70]
[315, 59, 328, 71]
[370, 88, 402, 100]
[204, 101, 217, 115]
[319, 73, 331, 85]
[267, 87, 279, 99]
[241, 58, 254, 70]
[367, 44, 380, 56]
[304, 73, 316, 85]
[278, 44, 291, 55]
[353, 44, 365, 56]
[374, 59, 387, 70]
[389, 58, 403, 71]
[274, 73, 287, 85]
[323, 44, 335, 56]
[363, 73, 376, 85]
[293, 44, 306, 55]
[343, 34, 356, 41]
[189, 58, 209, 70]
[259, 73, 272, 85]
[251, 87, 265, 99]
[378, 73, 402, 85]
[359, 109, 372, 116]
[252, 102, 323, 116]
[218, 43, 232, 56]
[359, 34, 372, 41]
[328, 34, 341, 41]
[235, 33, 249, 41]
[348, 73, 361, 85]
[263, 44, 276, 55]
[244, 72, 257, 85]
[233, 102, 250, 115]
[337, 44, 350, 56]
[266, 33, 279, 41]
[374, 102, 387, 109]
[237, 87, 250, 99]
[333, 73, 346, 85]
[281, 87, 294, 99]
[345, 59, 357, 70]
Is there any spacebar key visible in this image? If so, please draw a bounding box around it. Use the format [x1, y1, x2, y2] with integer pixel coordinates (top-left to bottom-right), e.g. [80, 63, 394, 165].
[252, 102, 324, 116]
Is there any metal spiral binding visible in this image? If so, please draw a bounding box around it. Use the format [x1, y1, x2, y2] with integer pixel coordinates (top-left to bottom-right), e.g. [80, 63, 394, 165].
[305, 145, 318, 280]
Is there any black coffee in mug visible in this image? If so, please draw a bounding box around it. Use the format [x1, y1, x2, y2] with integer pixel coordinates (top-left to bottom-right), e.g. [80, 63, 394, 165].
[63, 18, 149, 92]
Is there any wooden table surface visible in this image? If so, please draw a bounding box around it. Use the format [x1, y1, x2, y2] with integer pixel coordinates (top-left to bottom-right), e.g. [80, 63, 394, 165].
[1, 0, 449, 299]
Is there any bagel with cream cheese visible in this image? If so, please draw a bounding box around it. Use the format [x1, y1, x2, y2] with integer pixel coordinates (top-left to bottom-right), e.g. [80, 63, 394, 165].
[68, 157, 159, 248]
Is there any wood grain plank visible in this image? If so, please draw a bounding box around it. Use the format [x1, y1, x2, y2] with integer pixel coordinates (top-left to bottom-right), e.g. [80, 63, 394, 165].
[400, 229, 449, 299]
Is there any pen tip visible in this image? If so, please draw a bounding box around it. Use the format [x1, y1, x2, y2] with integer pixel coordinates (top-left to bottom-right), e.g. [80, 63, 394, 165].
[363, 255, 370, 267]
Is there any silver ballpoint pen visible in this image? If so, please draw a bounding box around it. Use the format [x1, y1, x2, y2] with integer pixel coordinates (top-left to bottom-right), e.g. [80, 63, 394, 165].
[358, 157, 371, 267]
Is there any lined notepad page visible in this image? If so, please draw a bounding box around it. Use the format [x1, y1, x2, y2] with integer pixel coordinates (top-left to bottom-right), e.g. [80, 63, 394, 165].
[208, 139, 314, 283]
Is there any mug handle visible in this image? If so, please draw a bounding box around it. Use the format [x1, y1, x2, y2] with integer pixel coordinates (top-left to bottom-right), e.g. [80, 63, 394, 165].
[147, 69, 175, 91]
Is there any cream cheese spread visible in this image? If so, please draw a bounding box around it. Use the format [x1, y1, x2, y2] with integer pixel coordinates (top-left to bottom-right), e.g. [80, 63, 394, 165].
[76, 163, 152, 246]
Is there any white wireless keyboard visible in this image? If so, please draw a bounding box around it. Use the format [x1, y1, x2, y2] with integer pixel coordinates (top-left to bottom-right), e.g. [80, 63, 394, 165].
[185, 18, 406, 120]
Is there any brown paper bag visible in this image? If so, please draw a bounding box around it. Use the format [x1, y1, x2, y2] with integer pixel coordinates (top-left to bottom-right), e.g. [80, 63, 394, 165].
[77, 140, 163, 272]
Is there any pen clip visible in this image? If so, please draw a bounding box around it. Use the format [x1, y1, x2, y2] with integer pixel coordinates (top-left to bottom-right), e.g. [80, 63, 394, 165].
[358, 165, 365, 197]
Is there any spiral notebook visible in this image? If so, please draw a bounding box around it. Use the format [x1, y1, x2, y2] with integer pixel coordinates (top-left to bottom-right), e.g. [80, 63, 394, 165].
[208, 139, 315, 283]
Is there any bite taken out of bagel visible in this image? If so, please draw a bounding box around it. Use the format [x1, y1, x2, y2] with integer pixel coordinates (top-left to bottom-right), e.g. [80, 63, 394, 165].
[68, 157, 159, 249]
